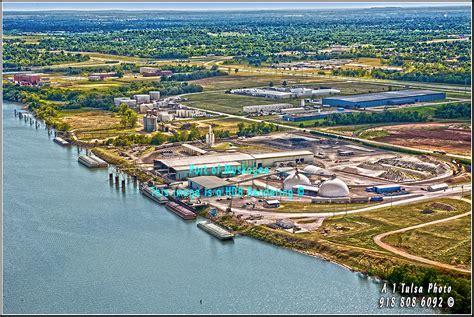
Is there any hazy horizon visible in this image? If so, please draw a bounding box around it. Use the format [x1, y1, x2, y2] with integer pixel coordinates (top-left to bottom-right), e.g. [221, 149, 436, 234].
[3, 2, 471, 12]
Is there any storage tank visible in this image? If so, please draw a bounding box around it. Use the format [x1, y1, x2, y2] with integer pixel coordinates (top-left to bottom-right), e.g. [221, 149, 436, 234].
[134, 94, 151, 104]
[150, 91, 161, 101]
[143, 113, 157, 132]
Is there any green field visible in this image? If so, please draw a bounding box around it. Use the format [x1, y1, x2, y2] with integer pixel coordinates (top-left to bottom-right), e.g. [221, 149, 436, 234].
[182, 91, 301, 115]
[305, 198, 471, 253]
[383, 214, 471, 266]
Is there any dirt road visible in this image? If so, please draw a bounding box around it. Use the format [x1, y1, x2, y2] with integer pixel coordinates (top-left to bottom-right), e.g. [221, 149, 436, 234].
[373, 198, 471, 273]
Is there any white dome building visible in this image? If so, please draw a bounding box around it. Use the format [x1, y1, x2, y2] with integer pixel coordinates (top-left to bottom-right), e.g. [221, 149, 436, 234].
[318, 177, 349, 197]
[303, 165, 322, 174]
[303, 165, 332, 176]
[283, 171, 311, 190]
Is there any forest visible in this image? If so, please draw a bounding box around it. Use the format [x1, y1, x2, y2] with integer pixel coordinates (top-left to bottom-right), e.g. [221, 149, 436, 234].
[3, 6, 471, 84]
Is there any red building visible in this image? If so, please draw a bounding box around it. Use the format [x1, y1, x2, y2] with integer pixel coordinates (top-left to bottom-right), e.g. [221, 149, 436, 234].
[13, 74, 42, 86]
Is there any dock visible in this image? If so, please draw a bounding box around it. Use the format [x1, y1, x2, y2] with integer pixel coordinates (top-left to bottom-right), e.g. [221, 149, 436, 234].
[78, 155, 108, 168]
[140, 185, 168, 204]
[197, 221, 235, 240]
[53, 137, 69, 146]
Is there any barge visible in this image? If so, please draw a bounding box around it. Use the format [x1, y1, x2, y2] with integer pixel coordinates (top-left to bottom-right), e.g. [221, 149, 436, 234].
[197, 221, 235, 240]
[78, 155, 108, 168]
[53, 137, 69, 146]
[165, 202, 196, 220]
[140, 185, 168, 204]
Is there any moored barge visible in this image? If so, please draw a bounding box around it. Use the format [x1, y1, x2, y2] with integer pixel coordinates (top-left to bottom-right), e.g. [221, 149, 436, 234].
[165, 202, 196, 220]
[53, 137, 69, 146]
[140, 185, 168, 204]
[78, 155, 108, 168]
[197, 220, 234, 240]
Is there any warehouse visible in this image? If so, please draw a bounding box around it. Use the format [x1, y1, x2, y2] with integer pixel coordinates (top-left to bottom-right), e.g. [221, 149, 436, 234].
[154, 150, 313, 179]
[322, 90, 446, 108]
[188, 176, 234, 195]
[243, 103, 293, 114]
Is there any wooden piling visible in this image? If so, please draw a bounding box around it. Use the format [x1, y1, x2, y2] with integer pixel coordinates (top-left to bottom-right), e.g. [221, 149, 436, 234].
[109, 173, 113, 182]
[121, 179, 126, 192]
[115, 175, 119, 185]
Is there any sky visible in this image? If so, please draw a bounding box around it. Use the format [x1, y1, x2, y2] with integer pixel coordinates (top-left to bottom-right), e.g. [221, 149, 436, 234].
[3, 2, 471, 12]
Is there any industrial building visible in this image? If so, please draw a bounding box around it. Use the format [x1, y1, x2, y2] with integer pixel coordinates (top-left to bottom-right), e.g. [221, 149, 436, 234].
[154, 150, 314, 180]
[366, 184, 402, 194]
[13, 73, 43, 86]
[289, 87, 340, 97]
[188, 176, 234, 195]
[231, 88, 293, 99]
[318, 177, 350, 197]
[232, 87, 340, 99]
[243, 103, 293, 114]
[322, 90, 446, 108]
[283, 171, 311, 190]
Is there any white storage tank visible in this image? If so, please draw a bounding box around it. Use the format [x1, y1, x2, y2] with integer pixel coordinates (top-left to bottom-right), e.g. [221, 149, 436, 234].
[149, 91, 161, 101]
[134, 94, 151, 104]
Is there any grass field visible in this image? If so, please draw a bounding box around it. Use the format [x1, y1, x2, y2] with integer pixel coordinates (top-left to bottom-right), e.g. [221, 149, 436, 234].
[383, 214, 471, 266]
[58, 109, 141, 139]
[304, 198, 470, 253]
[276, 201, 377, 213]
[181, 91, 300, 115]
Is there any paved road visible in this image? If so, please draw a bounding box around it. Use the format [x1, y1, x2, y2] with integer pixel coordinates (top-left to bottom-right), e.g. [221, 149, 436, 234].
[209, 186, 471, 219]
[373, 197, 472, 273]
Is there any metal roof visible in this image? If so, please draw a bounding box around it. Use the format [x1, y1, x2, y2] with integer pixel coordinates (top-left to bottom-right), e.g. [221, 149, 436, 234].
[188, 176, 231, 189]
[323, 90, 444, 103]
[252, 150, 313, 159]
[182, 144, 208, 154]
[158, 153, 254, 169]
[157, 150, 313, 169]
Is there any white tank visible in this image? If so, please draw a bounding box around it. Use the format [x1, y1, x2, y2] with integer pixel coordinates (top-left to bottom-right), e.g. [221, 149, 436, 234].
[149, 91, 161, 101]
[134, 94, 151, 104]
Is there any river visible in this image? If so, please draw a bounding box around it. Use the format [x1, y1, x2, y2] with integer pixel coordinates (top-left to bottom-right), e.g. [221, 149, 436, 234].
[2, 101, 434, 314]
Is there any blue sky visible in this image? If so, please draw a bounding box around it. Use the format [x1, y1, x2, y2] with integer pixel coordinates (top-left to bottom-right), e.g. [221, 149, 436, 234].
[3, 2, 471, 11]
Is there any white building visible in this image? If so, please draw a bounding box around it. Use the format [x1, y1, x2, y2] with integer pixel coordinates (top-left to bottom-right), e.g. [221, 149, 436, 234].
[243, 103, 293, 114]
[231, 88, 293, 99]
[318, 177, 349, 197]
